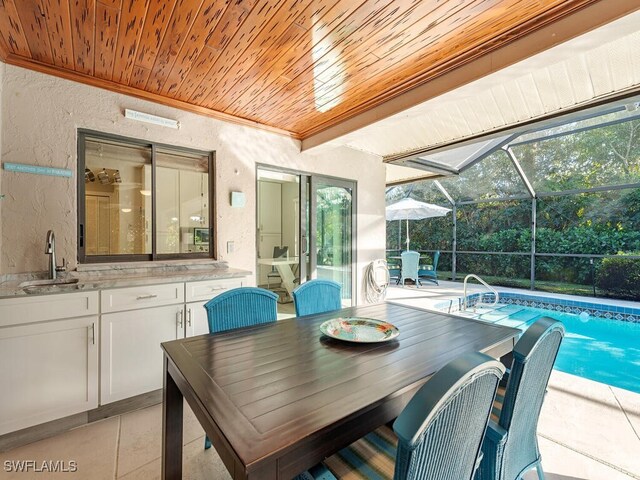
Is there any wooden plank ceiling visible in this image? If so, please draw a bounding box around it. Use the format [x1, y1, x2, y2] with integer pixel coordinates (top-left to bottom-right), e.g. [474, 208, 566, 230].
[0, 0, 600, 139]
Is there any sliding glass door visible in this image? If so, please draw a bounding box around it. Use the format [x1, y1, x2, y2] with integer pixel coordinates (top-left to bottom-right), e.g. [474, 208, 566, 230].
[256, 168, 356, 307]
[310, 176, 356, 306]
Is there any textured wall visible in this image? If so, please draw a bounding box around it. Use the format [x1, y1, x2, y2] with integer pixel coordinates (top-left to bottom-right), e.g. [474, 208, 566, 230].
[0, 64, 386, 302]
[0, 62, 3, 259]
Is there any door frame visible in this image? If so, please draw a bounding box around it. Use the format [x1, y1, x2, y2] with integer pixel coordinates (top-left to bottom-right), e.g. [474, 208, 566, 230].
[255, 165, 358, 305]
[310, 175, 357, 306]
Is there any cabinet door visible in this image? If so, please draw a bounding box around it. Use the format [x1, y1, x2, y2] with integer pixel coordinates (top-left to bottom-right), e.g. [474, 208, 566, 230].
[101, 304, 182, 404]
[156, 166, 180, 254]
[258, 181, 282, 233]
[0, 316, 99, 435]
[179, 170, 205, 229]
[185, 301, 209, 337]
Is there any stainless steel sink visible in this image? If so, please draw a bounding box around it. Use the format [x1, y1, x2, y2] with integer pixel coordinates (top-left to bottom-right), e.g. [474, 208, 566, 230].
[19, 278, 80, 293]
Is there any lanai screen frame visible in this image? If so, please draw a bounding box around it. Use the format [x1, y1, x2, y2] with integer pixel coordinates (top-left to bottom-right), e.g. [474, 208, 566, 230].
[386, 100, 640, 291]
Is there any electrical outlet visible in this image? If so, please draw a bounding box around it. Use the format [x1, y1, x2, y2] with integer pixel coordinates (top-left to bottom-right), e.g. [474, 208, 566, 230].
[227, 241, 235, 254]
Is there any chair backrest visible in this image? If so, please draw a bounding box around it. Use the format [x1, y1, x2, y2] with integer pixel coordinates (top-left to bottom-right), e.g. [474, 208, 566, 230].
[292, 279, 342, 317]
[401, 250, 420, 280]
[432, 251, 440, 271]
[497, 317, 565, 480]
[393, 352, 505, 480]
[203, 287, 278, 334]
[273, 246, 289, 258]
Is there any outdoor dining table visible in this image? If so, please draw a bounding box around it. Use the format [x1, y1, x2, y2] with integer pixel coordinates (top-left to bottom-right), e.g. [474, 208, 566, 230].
[160, 302, 519, 480]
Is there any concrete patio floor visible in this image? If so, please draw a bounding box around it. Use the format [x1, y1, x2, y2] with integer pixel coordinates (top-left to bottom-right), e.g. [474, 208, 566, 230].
[388, 281, 640, 479]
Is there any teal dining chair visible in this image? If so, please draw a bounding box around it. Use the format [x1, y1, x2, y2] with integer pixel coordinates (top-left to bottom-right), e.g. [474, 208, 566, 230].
[475, 317, 565, 480]
[292, 279, 342, 316]
[418, 250, 440, 285]
[323, 351, 506, 480]
[400, 250, 421, 287]
[202, 287, 278, 449]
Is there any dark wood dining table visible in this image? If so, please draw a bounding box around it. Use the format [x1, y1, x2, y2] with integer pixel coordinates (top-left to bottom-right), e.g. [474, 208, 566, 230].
[161, 302, 519, 480]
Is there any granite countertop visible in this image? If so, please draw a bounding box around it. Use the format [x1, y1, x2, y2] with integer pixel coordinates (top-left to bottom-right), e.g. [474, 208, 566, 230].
[0, 260, 252, 299]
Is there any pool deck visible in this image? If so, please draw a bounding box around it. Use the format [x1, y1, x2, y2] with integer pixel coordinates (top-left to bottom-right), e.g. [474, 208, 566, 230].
[387, 281, 640, 479]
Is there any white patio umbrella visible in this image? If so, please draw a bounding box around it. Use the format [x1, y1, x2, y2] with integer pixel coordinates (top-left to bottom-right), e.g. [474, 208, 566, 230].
[385, 198, 451, 250]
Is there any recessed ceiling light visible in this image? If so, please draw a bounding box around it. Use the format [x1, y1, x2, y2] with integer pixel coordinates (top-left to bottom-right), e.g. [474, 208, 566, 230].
[140, 190, 151, 196]
[121, 208, 132, 213]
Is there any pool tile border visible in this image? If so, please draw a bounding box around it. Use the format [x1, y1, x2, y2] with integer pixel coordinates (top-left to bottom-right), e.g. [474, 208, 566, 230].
[434, 292, 640, 323]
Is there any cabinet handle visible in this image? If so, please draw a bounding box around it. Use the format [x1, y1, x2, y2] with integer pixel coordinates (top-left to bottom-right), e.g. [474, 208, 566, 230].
[90, 322, 95, 345]
[177, 309, 183, 328]
[187, 308, 192, 327]
[136, 294, 158, 300]
[209, 286, 225, 291]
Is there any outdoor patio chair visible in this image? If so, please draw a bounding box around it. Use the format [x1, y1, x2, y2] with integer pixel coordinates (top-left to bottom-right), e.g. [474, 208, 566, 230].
[202, 287, 278, 449]
[292, 279, 342, 316]
[418, 250, 440, 285]
[400, 250, 421, 287]
[322, 351, 505, 480]
[475, 317, 565, 480]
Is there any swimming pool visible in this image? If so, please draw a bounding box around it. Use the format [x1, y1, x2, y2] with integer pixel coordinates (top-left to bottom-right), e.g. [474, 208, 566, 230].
[457, 302, 640, 393]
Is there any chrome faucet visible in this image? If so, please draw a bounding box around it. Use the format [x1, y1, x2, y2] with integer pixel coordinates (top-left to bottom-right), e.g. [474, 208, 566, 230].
[45, 230, 66, 280]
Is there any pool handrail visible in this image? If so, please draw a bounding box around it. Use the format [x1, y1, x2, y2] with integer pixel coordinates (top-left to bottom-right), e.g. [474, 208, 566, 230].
[463, 274, 500, 311]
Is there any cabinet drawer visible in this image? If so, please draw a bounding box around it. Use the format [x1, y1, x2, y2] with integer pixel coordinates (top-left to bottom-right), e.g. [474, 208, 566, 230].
[185, 278, 244, 303]
[101, 283, 184, 313]
[0, 291, 99, 327]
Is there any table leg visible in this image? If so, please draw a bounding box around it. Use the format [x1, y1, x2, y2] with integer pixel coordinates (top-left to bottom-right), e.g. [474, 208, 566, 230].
[162, 355, 184, 480]
[276, 264, 296, 296]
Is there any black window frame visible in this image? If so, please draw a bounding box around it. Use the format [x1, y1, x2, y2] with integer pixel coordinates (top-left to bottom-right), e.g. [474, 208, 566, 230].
[77, 129, 216, 263]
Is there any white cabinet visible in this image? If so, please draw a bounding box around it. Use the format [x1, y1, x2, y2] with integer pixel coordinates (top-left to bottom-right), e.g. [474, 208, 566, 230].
[258, 180, 282, 233]
[100, 283, 184, 404]
[258, 180, 283, 285]
[156, 166, 180, 254]
[184, 278, 244, 337]
[0, 276, 246, 433]
[185, 301, 209, 337]
[100, 279, 242, 404]
[180, 171, 208, 228]
[101, 282, 184, 313]
[0, 292, 99, 436]
[185, 278, 243, 303]
[101, 303, 182, 404]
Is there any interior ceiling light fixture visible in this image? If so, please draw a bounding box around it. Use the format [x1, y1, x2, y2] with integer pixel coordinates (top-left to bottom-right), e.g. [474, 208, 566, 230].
[97, 169, 109, 184]
[84, 168, 95, 183]
[139, 190, 151, 196]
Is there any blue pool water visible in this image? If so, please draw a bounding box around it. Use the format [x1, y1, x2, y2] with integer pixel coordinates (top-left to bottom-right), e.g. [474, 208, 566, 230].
[461, 303, 640, 393]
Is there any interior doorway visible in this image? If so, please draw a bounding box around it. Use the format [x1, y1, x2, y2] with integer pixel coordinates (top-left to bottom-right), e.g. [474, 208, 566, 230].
[256, 167, 356, 317]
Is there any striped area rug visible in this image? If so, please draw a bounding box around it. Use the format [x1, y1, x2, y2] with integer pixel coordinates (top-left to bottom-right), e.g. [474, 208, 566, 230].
[324, 425, 398, 480]
[491, 385, 506, 423]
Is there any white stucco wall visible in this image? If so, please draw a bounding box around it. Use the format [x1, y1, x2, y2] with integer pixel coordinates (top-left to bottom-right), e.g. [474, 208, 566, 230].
[0, 64, 386, 303]
[0, 62, 3, 254]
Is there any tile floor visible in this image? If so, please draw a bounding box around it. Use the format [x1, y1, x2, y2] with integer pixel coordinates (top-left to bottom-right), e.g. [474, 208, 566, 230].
[387, 282, 640, 480]
[2, 371, 637, 479]
[0, 401, 231, 480]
